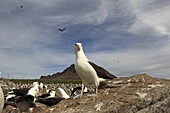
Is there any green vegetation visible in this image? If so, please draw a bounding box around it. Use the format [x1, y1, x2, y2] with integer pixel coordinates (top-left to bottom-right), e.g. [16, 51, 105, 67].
[10, 79, 82, 84]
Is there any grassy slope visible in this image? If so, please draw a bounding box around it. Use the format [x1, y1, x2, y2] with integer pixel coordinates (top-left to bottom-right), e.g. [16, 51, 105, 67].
[10, 79, 82, 84]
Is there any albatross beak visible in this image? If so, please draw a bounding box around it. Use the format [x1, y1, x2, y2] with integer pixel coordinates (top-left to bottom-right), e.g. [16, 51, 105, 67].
[75, 43, 82, 51]
[77, 45, 81, 51]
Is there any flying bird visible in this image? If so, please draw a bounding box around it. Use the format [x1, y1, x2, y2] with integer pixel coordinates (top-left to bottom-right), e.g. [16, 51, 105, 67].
[58, 27, 65, 32]
[74, 42, 115, 97]
[20, 5, 23, 8]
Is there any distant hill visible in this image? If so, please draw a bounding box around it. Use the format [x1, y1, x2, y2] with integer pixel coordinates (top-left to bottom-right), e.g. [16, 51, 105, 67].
[40, 64, 116, 81]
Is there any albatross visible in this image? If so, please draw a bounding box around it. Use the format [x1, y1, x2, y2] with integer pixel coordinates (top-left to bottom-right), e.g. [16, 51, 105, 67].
[56, 88, 70, 99]
[74, 42, 115, 97]
[10, 81, 40, 96]
[36, 90, 65, 107]
[16, 87, 38, 112]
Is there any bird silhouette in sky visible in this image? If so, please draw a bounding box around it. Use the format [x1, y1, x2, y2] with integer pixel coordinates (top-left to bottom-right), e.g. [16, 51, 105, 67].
[20, 5, 23, 8]
[58, 28, 65, 32]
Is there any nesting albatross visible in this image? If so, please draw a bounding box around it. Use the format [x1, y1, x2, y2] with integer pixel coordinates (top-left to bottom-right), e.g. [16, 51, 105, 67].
[74, 42, 115, 97]
[16, 87, 38, 112]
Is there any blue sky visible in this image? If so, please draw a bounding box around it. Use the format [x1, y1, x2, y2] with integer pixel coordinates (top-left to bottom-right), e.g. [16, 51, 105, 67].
[0, 0, 170, 79]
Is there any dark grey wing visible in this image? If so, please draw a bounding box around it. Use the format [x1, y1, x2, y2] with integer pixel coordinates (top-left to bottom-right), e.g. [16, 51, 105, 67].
[62, 27, 65, 31]
[58, 28, 64, 31]
[38, 93, 50, 98]
[37, 97, 64, 106]
[58, 28, 62, 31]
[88, 61, 116, 79]
[16, 95, 34, 104]
[13, 88, 30, 96]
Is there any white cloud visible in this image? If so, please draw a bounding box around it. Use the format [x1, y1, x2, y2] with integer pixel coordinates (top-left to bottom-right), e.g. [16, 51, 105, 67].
[0, 0, 170, 79]
[88, 45, 170, 78]
[128, 0, 170, 36]
[41, 0, 116, 26]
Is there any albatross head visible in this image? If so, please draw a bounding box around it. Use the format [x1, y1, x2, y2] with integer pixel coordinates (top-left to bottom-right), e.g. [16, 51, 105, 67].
[32, 82, 39, 88]
[27, 87, 38, 97]
[75, 42, 89, 61]
[75, 42, 83, 52]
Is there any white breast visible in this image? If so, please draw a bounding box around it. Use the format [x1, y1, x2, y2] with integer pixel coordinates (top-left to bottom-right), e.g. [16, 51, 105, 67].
[75, 60, 99, 87]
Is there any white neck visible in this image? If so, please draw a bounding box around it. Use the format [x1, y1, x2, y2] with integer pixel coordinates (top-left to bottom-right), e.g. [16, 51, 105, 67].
[27, 88, 36, 97]
[75, 50, 89, 61]
[49, 91, 56, 97]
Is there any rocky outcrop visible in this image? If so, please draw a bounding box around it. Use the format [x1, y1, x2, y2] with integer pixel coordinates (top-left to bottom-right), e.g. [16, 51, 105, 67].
[0, 78, 16, 94]
[0, 78, 15, 87]
[2, 74, 170, 113]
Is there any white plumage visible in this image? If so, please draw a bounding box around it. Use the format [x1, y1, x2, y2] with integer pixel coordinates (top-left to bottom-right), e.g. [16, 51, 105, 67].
[75, 42, 100, 97]
[56, 88, 70, 99]
[27, 87, 38, 97]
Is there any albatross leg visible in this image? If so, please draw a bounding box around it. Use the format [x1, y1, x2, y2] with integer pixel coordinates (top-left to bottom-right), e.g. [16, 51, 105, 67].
[80, 84, 85, 98]
[95, 86, 98, 95]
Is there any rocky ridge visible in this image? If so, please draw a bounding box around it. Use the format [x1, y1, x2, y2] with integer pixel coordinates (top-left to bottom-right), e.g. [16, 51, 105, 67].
[40, 64, 116, 80]
[2, 74, 170, 113]
[40, 74, 170, 113]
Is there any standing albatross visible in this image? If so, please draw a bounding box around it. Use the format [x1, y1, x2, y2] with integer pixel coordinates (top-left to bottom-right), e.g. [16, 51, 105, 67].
[74, 42, 115, 97]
